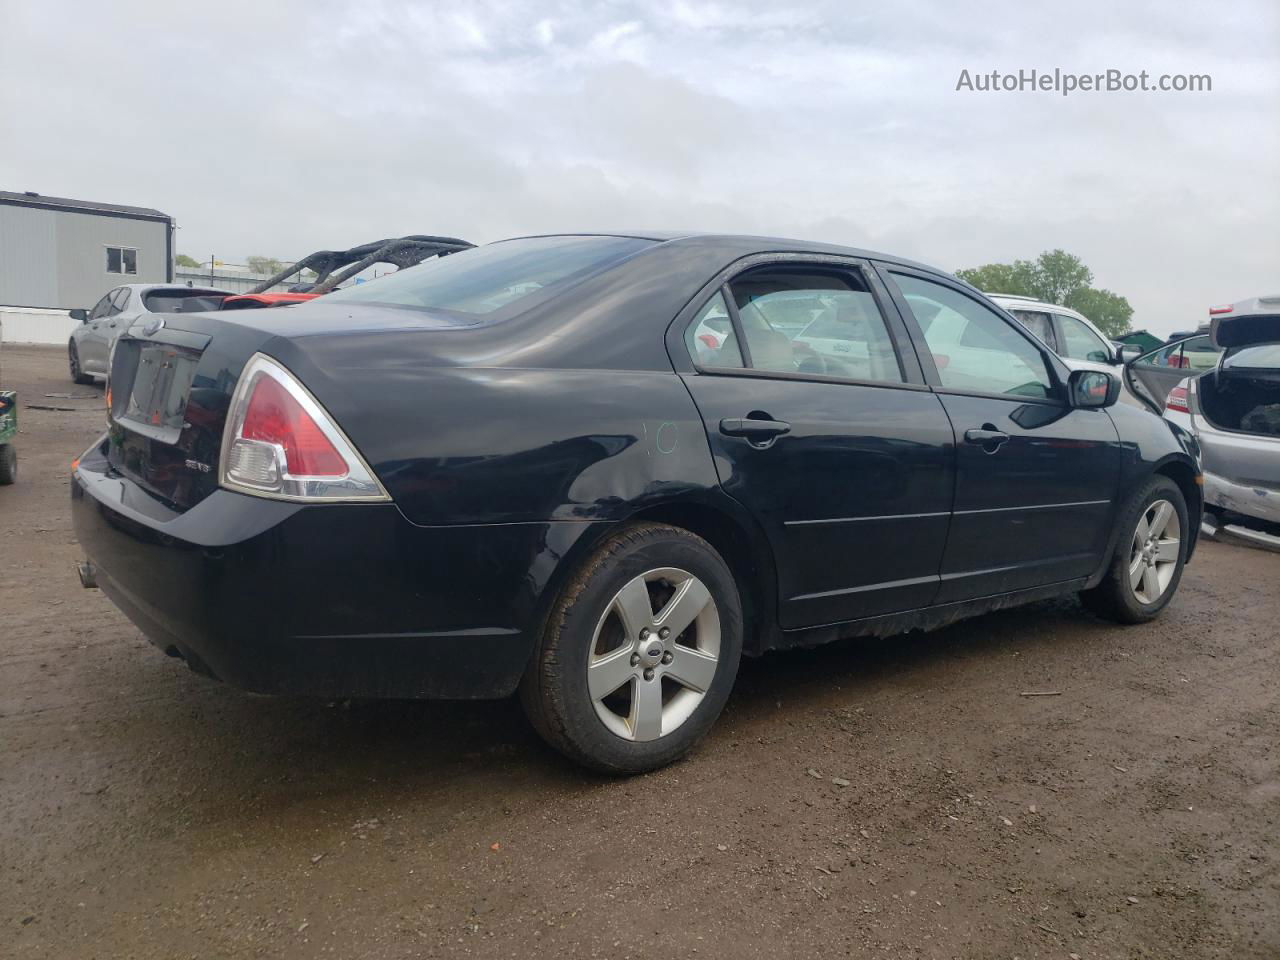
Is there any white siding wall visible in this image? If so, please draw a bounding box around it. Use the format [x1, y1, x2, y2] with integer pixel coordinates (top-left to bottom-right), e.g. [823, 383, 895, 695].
[0, 306, 78, 345]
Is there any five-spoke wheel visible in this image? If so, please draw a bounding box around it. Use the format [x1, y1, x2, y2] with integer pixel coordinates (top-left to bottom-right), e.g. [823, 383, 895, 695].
[1127, 499, 1181, 605]
[587, 567, 721, 742]
[1082, 475, 1188, 623]
[521, 524, 742, 774]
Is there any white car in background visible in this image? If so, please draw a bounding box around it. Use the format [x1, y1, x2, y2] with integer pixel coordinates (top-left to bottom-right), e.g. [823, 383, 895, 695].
[986, 294, 1144, 405]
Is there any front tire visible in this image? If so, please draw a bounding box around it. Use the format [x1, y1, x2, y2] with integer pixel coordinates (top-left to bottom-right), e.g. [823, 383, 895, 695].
[1081, 475, 1188, 623]
[0, 444, 16, 485]
[520, 523, 743, 774]
[69, 343, 93, 385]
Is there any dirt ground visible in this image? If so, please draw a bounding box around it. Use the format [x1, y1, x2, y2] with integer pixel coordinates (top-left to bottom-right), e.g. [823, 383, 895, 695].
[1, 342, 1277, 960]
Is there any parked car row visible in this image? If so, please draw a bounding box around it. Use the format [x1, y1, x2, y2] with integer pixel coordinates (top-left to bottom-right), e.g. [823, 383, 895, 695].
[1132, 297, 1280, 548]
[72, 231, 1204, 773]
[66, 284, 320, 384]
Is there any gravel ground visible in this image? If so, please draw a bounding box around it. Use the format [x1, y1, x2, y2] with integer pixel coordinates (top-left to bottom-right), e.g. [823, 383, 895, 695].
[1, 342, 1277, 959]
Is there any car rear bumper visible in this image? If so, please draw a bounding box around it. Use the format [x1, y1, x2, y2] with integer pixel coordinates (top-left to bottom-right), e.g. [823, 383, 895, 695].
[71, 442, 604, 699]
[1204, 469, 1280, 524]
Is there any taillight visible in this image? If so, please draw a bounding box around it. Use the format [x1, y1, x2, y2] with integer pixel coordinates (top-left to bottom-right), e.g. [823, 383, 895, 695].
[1166, 386, 1190, 412]
[219, 353, 388, 502]
[240, 376, 346, 476]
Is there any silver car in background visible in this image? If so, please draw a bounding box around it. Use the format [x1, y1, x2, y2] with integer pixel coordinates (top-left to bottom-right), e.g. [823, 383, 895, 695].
[1134, 296, 1280, 548]
[68, 283, 230, 383]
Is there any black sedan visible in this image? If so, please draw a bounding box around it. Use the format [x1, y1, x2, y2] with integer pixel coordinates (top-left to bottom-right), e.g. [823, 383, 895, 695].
[72, 233, 1202, 773]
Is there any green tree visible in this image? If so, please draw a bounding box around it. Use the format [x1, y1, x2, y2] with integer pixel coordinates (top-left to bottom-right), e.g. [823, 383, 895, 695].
[957, 249, 1132, 337]
[955, 259, 1039, 297]
[1032, 250, 1093, 305]
[174, 253, 200, 268]
[246, 256, 285, 277]
[1065, 287, 1134, 338]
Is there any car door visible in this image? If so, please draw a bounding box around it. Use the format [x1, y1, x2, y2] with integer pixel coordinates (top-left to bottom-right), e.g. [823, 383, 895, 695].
[676, 257, 956, 629]
[881, 268, 1122, 602]
[101, 287, 137, 359]
[1127, 335, 1221, 411]
[79, 290, 119, 373]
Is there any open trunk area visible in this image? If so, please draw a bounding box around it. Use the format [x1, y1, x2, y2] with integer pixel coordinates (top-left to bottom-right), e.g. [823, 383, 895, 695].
[1199, 369, 1280, 436]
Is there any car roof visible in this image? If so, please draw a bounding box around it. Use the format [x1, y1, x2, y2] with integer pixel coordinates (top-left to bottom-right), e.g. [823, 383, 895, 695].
[501, 232, 945, 276]
[986, 292, 1070, 312]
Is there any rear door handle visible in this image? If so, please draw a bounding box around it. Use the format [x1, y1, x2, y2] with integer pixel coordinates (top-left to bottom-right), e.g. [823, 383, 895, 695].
[964, 427, 1010, 449]
[719, 417, 791, 440]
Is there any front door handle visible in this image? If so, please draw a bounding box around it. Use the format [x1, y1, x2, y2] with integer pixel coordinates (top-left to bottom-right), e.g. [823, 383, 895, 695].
[719, 417, 791, 441]
[964, 427, 1010, 451]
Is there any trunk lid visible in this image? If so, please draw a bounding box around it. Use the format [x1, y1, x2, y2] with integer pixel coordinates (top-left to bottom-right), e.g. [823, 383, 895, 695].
[103, 303, 473, 512]
[106, 313, 276, 511]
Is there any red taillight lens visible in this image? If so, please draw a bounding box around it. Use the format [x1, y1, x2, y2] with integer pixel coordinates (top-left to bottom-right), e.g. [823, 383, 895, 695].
[241, 374, 346, 476]
[698, 333, 719, 349]
[1166, 386, 1190, 412]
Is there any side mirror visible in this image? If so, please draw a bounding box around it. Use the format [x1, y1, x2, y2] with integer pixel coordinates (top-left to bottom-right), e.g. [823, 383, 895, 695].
[1115, 343, 1141, 364]
[1070, 369, 1119, 408]
[69, 308, 88, 323]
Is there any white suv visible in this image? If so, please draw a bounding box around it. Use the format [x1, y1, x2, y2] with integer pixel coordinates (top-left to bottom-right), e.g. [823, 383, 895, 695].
[985, 294, 1133, 370]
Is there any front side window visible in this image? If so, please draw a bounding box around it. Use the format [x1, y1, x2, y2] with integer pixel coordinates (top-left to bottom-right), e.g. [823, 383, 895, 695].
[728, 267, 903, 383]
[323, 235, 652, 317]
[685, 291, 743, 369]
[88, 292, 115, 320]
[110, 288, 131, 313]
[1137, 335, 1219, 370]
[106, 246, 138, 275]
[1056, 314, 1111, 363]
[894, 273, 1054, 399]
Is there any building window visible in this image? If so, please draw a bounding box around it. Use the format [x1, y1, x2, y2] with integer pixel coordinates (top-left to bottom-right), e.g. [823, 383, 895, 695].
[106, 246, 138, 275]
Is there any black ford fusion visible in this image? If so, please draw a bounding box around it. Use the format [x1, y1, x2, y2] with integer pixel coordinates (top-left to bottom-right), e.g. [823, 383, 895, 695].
[72, 233, 1202, 772]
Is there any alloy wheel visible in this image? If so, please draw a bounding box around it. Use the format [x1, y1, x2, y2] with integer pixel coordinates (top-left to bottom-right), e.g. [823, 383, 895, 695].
[587, 567, 721, 742]
[69, 345, 80, 379]
[1128, 498, 1181, 604]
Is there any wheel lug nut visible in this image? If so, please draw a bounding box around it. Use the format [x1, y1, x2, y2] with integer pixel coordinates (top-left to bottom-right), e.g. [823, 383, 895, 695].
[662, 652, 673, 664]
[630, 653, 640, 666]
[639, 628, 650, 641]
[643, 668, 655, 681]
[658, 627, 671, 640]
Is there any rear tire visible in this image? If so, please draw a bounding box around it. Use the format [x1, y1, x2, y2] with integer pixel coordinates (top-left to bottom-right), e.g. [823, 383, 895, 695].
[1080, 475, 1188, 624]
[69, 343, 93, 385]
[520, 523, 743, 774]
[0, 444, 16, 485]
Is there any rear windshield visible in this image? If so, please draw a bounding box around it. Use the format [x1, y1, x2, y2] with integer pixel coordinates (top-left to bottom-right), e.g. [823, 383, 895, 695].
[144, 290, 230, 313]
[322, 236, 652, 317]
[1225, 343, 1280, 369]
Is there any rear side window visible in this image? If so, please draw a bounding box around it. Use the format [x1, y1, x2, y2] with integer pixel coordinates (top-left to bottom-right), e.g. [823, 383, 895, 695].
[685, 292, 744, 369]
[894, 274, 1053, 399]
[323, 236, 652, 317]
[727, 267, 903, 383]
[1010, 309, 1055, 349]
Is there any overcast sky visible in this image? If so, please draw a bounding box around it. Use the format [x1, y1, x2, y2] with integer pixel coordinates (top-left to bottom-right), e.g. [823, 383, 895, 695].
[2, 0, 1276, 334]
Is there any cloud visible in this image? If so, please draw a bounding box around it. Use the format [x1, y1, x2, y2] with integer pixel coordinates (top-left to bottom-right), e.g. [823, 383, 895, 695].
[0, 0, 1275, 333]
